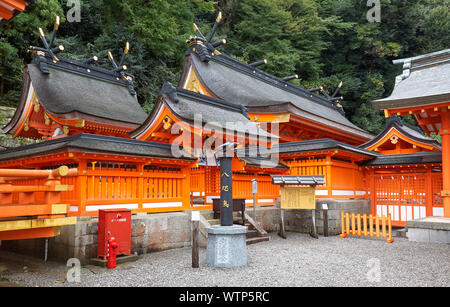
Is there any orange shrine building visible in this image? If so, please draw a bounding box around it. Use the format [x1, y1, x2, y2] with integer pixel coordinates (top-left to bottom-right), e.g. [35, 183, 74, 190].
[0, 0, 31, 25]
[0, 14, 449, 244]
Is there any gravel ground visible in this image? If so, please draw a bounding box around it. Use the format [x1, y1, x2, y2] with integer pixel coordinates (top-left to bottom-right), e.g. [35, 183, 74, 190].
[0, 233, 448, 287]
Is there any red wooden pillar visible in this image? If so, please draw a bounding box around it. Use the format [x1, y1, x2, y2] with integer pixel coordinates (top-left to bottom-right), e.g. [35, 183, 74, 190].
[77, 159, 87, 216]
[137, 163, 144, 210]
[425, 168, 433, 217]
[182, 165, 191, 210]
[370, 170, 376, 215]
[326, 155, 332, 197]
[440, 110, 450, 218]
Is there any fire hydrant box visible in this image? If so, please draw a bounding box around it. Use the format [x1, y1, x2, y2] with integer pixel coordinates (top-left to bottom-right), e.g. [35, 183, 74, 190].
[97, 209, 131, 260]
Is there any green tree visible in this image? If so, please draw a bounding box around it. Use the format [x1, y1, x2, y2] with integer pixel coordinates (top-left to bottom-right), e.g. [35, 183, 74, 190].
[0, 0, 63, 106]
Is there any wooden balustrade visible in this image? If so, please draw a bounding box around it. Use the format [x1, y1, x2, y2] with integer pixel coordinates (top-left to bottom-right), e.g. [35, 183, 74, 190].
[57, 161, 191, 216]
[0, 166, 78, 241]
[339, 211, 394, 243]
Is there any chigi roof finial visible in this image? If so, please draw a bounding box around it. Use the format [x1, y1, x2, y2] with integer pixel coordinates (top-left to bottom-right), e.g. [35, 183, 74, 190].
[186, 11, 227, 62]
[28, 17, 137, 95]
[308, 81, 345, 115]
[107, 41, 136, 95]
[28, 16, 64, 68]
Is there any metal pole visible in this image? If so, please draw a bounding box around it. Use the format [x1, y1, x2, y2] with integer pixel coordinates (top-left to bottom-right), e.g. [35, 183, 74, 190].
[252, 179, 258, 222]
[279, 209, 286, 239]
[323, 204, 329, 237]
[310, 210, 318, 239]
[253, 193, 256, 221]
[192, 221, 199, 268]
[44, 238, 48, 262]
[191, 211, 200, 268]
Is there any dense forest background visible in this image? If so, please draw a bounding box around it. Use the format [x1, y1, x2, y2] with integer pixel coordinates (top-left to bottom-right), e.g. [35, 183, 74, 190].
[0, 0, 449, 134]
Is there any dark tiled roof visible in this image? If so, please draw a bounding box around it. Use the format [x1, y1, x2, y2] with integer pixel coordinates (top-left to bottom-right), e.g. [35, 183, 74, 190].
[183, 49, 372, 140]
[372, 49, 450, 109]
[236, 139, 380, 164]
[27, 60, 148, 125]
[0, 133, 196, 161]
[363, 151, 442, 166]
[131, 83, 276, 140]
[273, 139, 380, 157]
[238, 156, 289, 170]
[271, 175, 326, 186]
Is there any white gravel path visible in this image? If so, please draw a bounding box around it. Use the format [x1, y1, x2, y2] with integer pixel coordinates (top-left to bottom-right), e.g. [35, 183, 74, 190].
[1, 233, 448, 287]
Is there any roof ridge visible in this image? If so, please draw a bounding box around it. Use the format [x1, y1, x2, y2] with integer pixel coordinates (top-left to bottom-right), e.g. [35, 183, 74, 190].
[32, 54, 133, 90]
[393, 49, 450, 65]
[0, 133, 178, 156]
[386, 115, 425, 135]
[161, 82, 249, 119]
[209, 51, 341, 112]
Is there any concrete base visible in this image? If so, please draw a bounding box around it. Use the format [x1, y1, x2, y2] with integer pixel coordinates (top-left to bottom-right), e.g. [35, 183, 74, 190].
[89, 254, 139, 268]
[0, 199, 371, 264]
[279, 198, 371, 236]
[407, 216, 450, 244]
[205, 225, 248, 268]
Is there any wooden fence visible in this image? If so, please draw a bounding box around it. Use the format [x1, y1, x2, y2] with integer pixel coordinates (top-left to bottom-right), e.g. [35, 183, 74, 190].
[370, 170, 443, 226]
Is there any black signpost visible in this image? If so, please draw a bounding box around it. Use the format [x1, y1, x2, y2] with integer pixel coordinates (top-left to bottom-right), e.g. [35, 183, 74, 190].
[206, 142, 248, 268]
[215, 142, 238, 227]
[219, 154, 233, 226]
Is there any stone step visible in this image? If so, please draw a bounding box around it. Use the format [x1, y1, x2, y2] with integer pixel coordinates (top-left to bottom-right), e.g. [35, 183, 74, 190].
[200, 212, 215, 220]
[392, 228, 407, 238]
[246, 229, 260, 239]
[208, 219, 221, 226]
[246, 236, 269, 245]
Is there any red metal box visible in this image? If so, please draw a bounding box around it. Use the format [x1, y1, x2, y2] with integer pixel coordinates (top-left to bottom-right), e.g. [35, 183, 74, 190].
[97, 209, 131, 259]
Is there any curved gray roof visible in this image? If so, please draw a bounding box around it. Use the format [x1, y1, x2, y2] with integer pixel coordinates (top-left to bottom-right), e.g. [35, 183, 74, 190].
[28, 63, 148, 125]
[237, 138, 380, 159]
[185, 52, 372, 140]
[373, 49, 450, 109]
[0, 133, 196, 161]
[131, 83, 276, 140]
[362, 151, 442, 166]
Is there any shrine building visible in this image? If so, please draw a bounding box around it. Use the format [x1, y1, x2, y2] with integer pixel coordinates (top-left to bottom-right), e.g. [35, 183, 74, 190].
[0, 13, 449, 253]
[0, 0, 32, 25]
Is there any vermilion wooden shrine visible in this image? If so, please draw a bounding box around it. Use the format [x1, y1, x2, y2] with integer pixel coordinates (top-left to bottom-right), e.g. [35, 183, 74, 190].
[0, 14, 448, 241]
[0, 0, 31, 24]
[372, 50, 450, 219]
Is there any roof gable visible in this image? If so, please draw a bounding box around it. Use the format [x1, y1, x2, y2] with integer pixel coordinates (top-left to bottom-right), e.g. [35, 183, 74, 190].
[361, 115, 441, 154]
[131, 82, 276, 144]
[179, 48, 372, 142]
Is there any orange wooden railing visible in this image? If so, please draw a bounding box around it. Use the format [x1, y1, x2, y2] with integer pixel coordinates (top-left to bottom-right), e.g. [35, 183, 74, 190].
[0, 166, 78, 240]
[0, 166, 77, 211]
[190, 167, 205, 198]
[57, 161, 191, 216]
[339, 211, 394, 243]
[282, 155, 367, 199]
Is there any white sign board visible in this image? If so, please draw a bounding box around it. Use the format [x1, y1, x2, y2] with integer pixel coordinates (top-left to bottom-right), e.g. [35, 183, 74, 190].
[191, 211, 200, 221]
[252, 179, 258, 194]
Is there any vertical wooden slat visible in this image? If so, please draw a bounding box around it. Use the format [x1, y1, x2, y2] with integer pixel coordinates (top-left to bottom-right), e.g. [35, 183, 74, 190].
[107, 176, 113, 200]
[77, 160, 87, 216]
